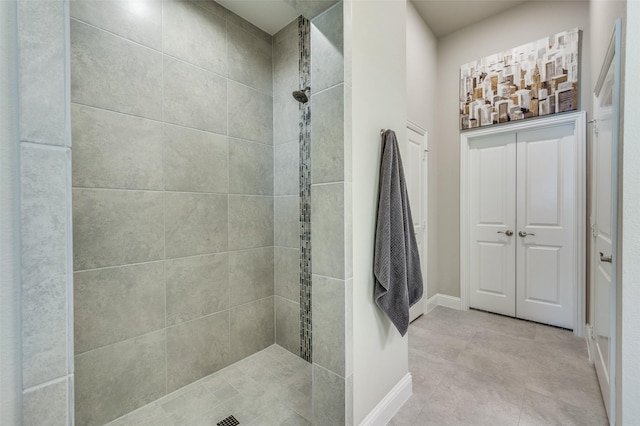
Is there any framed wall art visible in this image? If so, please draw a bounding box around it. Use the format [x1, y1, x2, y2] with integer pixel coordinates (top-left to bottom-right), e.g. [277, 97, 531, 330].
[460, 28, 580, 129]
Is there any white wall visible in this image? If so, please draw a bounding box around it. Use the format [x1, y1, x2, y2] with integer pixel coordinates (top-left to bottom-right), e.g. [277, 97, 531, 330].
[351, 0, 408, 423]
[435, 1, 591, 297]
[406, 1, 439, 298]
[620, 2, 640, 422]
[0, 1, 22, 424]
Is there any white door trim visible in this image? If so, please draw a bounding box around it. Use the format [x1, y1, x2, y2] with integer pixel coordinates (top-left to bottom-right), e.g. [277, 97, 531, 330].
[460, 111, 586, 337]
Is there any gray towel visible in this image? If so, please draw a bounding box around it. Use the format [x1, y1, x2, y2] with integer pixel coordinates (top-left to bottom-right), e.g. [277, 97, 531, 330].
[374, 129, 424, 336]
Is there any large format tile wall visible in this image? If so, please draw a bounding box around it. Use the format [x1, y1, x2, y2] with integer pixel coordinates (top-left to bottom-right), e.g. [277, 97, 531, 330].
[18, 1, 75, 424]
[310, 2, 354, 425]
[273, 19, 303, 357]
[70, 1, 275, 424]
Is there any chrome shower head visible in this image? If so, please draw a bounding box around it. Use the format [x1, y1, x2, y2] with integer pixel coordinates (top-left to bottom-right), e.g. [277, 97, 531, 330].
[292, 87, 310, 103]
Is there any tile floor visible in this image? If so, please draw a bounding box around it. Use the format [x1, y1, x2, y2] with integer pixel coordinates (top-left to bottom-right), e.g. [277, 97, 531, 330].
[390, 306, 608, 425]
[106, 345, 312, 426]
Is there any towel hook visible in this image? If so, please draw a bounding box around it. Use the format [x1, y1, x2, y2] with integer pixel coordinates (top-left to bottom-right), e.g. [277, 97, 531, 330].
[380, 128, 387, 136]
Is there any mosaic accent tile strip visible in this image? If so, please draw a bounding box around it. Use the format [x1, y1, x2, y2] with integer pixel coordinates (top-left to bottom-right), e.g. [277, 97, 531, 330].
[298, 15, 312, 363]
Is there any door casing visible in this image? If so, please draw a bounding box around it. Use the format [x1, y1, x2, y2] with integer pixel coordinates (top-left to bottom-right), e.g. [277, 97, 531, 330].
[460, 111, 587, 337]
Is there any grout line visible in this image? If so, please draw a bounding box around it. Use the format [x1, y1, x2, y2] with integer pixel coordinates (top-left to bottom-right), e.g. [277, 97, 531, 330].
[73, 246, 274, 273]
[72, 186, 275, 198]
[75, 295, 275, 358]
[22, 375, 69, 394]
[311, 81, 345, 98]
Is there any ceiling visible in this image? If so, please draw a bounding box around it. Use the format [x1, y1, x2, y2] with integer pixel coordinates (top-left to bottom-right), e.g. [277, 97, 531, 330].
[411, 0, 528, 38]
[215, 0, 299, 35]
[215, 0, 529, 38]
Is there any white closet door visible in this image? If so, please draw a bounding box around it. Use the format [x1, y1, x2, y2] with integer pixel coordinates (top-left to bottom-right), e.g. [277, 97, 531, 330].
[515, 123, 576, 329]
[469, 133, 517, 316]
[406, 124, 427, 322]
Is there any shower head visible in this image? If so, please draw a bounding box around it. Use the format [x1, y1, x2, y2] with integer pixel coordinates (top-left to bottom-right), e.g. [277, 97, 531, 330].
[292, 87, 310, 103]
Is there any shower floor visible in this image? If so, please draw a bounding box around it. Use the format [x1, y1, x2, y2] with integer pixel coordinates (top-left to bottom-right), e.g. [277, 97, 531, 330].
[107, 345, 312, 426]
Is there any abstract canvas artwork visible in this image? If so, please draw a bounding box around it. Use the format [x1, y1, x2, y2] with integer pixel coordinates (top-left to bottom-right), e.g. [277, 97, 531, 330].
[460, 28, 580, 129]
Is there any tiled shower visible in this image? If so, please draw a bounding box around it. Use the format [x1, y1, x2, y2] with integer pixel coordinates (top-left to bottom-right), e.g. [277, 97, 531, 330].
[16, 0, 350, 422]
[69, 1, 311, 424]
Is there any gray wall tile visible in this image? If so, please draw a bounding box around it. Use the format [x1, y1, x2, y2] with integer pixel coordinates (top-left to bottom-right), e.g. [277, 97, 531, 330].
[229, 139, 274, 196]
[163, 57, 227, 134]
[72, 104, 164, 190]
[190, 0, 227, 18]
[163, 124, 229, 193]
[228, 81, 273, 144]
[229, 247, 274, 307]
[165, 192, 228, 258]
[73, 189, 164, 270]
[312, 364, 345, 425]
[275, 141, 299, 196]
[74, 262, 165, 354]
[344, 85, 352, 182]
[166, 254, 229, 326]
[312, 275, 345, 376]
[275, 247, 299, 302]
[228, 195, 274, 250]
[311, 4, 344, 92]
[274, 95, 299, 145]
[311, 84, 345, 184]
[163, 0, 227, 75]
[70, 19, 162, 120]
[228, 21, 272, 94]
[275, 196, 299, 248]
[166, 312, 230, 392]
[75, 330, 167, 426]
[346, 373, 353, 426]
[275, 296, 299, 355]
[70, 0, 163, 50]
[226, 9, 272, 43]
[273, 20, 298, 98]
[310, 183, 345, 278]
[345, 278, 353, 376]
[23, 378, 68, 426]
[229, 297, 275, 362]
[345, 182, 352, 279]
[343, 0, 351, 87]
[21, 145, 70, 388]
[18, 1, 67, 145]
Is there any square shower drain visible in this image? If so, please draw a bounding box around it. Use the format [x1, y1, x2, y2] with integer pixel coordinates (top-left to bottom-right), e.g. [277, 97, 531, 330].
[217, 414, 239, 426]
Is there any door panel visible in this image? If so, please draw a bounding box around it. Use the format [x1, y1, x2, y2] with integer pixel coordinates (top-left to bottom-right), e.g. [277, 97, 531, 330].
[406, 125, 426, 322]
[523, 245, 561, 304]
[592, 39, 617, 417]
[516, 123, 576, 329]
[469, 133, 516, 316]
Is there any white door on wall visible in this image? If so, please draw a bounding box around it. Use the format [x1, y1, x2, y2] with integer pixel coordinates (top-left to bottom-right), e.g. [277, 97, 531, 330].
[405, 123, 427, 322]
[467, 121, 580, 329]
[516, 124, 576, 329]
[468, 133, 517, 316]
[590, 20, 621, 421]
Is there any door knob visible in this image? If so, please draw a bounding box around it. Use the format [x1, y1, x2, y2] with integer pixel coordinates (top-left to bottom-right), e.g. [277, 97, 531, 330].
[599, 252, 612, 263]
[497, 230, 514, 236]
[519, 231, 535, 237]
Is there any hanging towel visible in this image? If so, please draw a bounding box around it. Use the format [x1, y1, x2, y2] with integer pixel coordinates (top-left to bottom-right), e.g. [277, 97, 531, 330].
[374, 129, 424, 336]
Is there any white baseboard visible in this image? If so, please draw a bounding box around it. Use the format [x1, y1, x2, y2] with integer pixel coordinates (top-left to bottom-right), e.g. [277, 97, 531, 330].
[425, 294, 462, 312]
[359, 373, 412, 426]
[425, 294, 439, 313]
[438, 294, 462, 310]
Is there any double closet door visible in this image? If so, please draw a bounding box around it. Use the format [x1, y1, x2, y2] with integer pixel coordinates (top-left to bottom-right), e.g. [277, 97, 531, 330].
[468, 121, 580, 329]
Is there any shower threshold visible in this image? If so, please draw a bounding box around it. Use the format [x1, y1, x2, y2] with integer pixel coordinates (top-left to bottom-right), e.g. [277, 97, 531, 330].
[106, 345, 312, 426]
